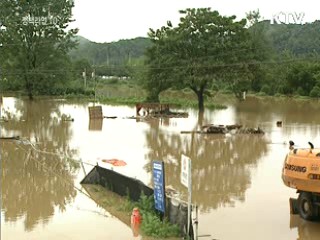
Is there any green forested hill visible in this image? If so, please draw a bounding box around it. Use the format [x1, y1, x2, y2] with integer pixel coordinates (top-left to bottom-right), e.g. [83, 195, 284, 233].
[70, 20, 320, 68]
[262, 20, 320, 55]
[69, 36, 152, 66]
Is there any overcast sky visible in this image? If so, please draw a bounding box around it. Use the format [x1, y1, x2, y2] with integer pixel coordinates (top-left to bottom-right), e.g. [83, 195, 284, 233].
[71, 0, 318, 43]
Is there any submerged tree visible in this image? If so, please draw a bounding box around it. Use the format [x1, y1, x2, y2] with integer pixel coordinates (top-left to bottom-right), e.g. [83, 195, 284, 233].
[145, 8, 256, 111]
[0, 0, 78, 99]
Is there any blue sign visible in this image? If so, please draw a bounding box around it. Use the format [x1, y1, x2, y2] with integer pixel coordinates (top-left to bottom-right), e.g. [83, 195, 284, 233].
[153, 160, 166, 213]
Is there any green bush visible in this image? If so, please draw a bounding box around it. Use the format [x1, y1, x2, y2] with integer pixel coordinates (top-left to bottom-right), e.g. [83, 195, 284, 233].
[256, 91, 267, 96]
[220, 85, 233, 94]
[275, 84, 291, 95]
[310, 86, 320, 98]
[297, 87, 306, 96]
[260, 84, 271, 95]
[0, 77, 22, 91]
[140, 211, 180, 238]
[129, 194, 180, 238]
[107, 78, 119, 84]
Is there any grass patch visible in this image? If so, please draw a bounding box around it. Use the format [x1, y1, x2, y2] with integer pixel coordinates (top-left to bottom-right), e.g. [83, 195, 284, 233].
[130, 194, 181, 239]
[116, 193, 180, 238]
[102, 199, 114, 206]
[160, 96, 226, 109]
[83, 184, 180, 239]
[98, 96, 146, 105]
[160, 90, 227, 109]
[96, 94, 227, 109]
[141, 211, 181, 238]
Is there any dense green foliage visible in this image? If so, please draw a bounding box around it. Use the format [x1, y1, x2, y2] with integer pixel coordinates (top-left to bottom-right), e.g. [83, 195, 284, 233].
[144, 8, 266, 110]
[141, 10, 320, 108]
[119, 193, 180, 238]
[0, 0, 79, 98]
[1, 5, 320, 104]
[134, 194, 180, 238]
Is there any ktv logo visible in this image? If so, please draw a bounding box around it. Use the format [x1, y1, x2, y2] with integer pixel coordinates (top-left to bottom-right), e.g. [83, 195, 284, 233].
[271, 12, 305, 24]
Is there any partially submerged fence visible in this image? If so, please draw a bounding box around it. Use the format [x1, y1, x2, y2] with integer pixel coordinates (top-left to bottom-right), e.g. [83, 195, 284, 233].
[81, 165, 193, 239]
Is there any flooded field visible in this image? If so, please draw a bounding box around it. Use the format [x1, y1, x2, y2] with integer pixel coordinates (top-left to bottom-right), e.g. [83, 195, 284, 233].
[1, 96, 320, 240]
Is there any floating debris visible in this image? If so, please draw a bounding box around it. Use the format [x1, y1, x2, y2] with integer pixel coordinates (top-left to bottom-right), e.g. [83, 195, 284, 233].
[125, 116, 143, 120]
[237, 127, 264, 134]
[136, 103, 170, 116]
[0, 136, 20, 140]
[61, 114, 74, 122]
[135, 103, 188, 118]
[126, 111, 188, 120]
[201, 124, 243, 134]
[181, 124, 264, 135]
[102, 159, 127, 166]
[152, 111, 188, 118]
[103, 116, 117, 119]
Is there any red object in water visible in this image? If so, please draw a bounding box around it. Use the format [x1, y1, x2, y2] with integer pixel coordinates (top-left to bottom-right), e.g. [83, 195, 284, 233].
[102, 158, 127, 166]
[131, 207, 142, 224]
[131, 207, 142, 237]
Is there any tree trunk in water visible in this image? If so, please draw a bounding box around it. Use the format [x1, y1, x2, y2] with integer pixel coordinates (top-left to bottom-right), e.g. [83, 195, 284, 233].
[28, 91, 33, 100]
[197, 109, 204, 127]
[190, 86, 205, 112]
[25, 77, 33, 100]
[197, 90, 204, 112]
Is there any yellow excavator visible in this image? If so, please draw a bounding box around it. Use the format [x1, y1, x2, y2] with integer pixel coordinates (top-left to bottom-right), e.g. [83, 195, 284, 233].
[282, 141, 320, 221]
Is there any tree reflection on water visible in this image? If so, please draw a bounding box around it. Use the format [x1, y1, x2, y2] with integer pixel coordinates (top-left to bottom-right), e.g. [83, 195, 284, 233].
[144, 116, 268, 211]
[1, 98, 79, 231]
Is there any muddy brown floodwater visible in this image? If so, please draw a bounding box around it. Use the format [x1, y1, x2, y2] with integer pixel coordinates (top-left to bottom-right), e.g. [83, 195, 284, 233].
[1, 96, 320, 240]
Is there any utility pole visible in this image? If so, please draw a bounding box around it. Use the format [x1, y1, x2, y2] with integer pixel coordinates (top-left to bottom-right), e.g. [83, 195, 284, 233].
[92, 69, 96, 103]
[82, 68, 86, 88]
[0, 23, 4, 120]
[0, 66, 1, 119]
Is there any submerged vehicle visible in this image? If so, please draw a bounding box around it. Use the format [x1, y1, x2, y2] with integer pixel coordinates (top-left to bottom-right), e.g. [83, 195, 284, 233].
[282, 141, 320, 221]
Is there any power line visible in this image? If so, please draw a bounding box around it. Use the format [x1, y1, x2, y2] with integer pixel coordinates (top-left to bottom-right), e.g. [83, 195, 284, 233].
[0, 56, 318, 78]
[13, 139, 98, 202]
[1, 30, 319, 78]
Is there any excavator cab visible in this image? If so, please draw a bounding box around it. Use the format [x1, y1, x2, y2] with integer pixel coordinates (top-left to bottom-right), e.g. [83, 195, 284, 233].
[282, 141, 320, 221]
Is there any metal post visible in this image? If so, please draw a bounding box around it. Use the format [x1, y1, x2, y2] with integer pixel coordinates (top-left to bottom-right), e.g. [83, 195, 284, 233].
[187, 159, 192, 237]
[195, 205, 198, 240]
[0, 66, 2, 119]
[92, 69, 96, 104]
